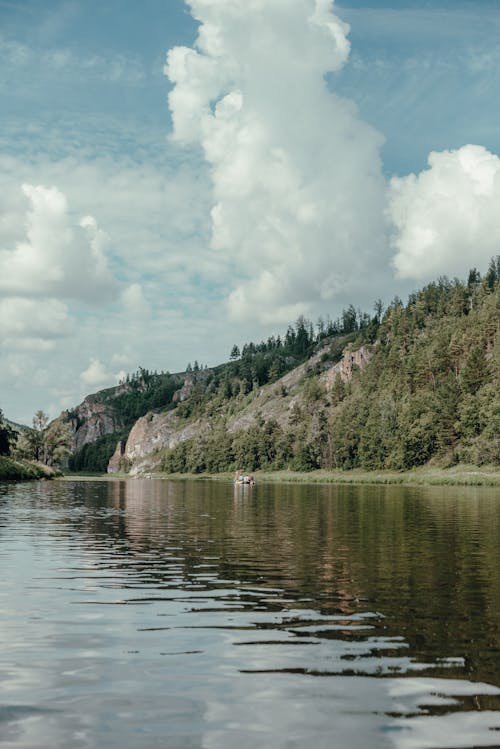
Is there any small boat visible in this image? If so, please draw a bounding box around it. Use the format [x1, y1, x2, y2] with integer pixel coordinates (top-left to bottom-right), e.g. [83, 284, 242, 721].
[234, 471, 255, 485]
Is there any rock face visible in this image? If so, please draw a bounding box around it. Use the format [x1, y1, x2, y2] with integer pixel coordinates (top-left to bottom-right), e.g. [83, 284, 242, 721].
[173, 374, 195, 403]
[123, 411, 203, 475]
[63, 394, 121, 452]
[324, 345, 373, 390]
[107, 441, 123, 473]
[114, 344, 374, 476]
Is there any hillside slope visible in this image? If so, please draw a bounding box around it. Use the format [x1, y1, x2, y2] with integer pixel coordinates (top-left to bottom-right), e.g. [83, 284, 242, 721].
[64, 263, 500, 476]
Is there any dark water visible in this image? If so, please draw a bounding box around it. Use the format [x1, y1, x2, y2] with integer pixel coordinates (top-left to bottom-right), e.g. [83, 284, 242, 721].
[0, 479, 499, 749]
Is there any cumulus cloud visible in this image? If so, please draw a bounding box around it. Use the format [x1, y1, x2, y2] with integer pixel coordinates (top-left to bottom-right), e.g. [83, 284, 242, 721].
[165, 0, 389, 323]
[0, 297, 71, 340]
[121, 283, 151, 319]
[389, 145, 500, 280]
[0, 184, 118, 302]
[80, 358, 125, 389]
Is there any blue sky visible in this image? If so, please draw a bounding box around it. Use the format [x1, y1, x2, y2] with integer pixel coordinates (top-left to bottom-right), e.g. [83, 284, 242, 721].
[1, 0, 500, 424]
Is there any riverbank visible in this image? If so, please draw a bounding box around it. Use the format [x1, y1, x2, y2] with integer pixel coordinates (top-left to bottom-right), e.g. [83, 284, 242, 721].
[60, 464, 500, 487]
[251, 465, 500, 487]
[0, 456, 60, 481]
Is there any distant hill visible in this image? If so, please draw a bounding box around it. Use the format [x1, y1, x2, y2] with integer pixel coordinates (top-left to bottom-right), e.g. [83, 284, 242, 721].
[62, 259, 499, 475]
[4, 417, 28, 433]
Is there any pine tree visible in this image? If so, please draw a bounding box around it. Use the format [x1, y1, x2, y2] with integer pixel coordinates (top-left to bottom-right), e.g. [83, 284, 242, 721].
[461, 346, 490, 395]
[0, 410, 16, 456]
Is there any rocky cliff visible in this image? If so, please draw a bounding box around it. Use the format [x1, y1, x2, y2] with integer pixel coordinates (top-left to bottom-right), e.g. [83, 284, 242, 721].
[63, 388, 127, 452]
[63, 265, 499, 475]
[324, 345, 373, 389]
[117, 344, 373, 475]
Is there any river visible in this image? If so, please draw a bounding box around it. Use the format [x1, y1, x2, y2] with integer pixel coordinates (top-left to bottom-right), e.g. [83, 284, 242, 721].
[0, 478, 499, 748]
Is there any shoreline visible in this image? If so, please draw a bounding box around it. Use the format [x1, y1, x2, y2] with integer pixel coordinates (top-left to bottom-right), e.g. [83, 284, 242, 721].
[0, 456, 59, 481]
[58, 464, 500, 487]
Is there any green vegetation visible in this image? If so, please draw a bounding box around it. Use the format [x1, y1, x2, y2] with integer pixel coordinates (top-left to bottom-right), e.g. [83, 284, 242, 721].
[327, 269, 499, 471]
[68, 430, 130, 472]
[0, 456, 58, 481]
[14, 410, 72, 468]
[59, 259, 498, 478]
[139, 466, 500, 487]
[0, 409, 17, 457]
[67, 369, 181, 471]
[160, 261, 499, 475]
[0, 409, 57, 480]
[66, 312, 363, 472]
[104, 368, 180, 423]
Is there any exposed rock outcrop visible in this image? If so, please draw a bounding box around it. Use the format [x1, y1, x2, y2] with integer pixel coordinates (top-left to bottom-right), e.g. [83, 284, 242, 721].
[324, 345, 373, 389]
[115, 345, 374, 475]
[173, 374, 195, 403]
[64, 394, 120, 452]
[107, 440, 123, 473]
[123, 411, 205, 475]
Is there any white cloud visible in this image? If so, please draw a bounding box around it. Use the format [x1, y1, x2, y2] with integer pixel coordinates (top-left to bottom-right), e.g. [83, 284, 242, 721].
[389, 144, 500, 280]
[0, 297, 71, 339]
[3, 0, 500, 426]
[121, 283, 151, 319]
[165, 0, 389, 323]
[3, 338, 56, 352]
[0, 183, 118, 303]
[0, 33, 145, 86]
[0, 152, 212, 284]
[0, 150, 226, 422]
[80, 358, 123, 389]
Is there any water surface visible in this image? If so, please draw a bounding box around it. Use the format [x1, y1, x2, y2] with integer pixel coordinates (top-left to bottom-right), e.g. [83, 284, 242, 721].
[1, 479, 499, 748]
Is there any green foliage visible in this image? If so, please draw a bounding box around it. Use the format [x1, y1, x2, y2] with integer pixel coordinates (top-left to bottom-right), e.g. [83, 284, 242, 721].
[104, 369, 179, 425]
[0, 409, 17, 456]
[302, 375, 325, 404]
[44, 421, 73, 466]
[162, 417, 304, 474]
[27, 410, 49, 461]
[0, 456, 54, 480]
[69, 430, 129, 473]
[460, 345, 491, 394]
[326, 264, 499, 470]
[158, 262, 498, 476]
[67, 259, 499, 476]
[15, 411, 72, 468]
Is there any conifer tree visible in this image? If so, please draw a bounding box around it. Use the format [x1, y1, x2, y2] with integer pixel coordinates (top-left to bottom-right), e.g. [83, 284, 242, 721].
[461, 346, 490, 395]
[0, 410, 16, 456]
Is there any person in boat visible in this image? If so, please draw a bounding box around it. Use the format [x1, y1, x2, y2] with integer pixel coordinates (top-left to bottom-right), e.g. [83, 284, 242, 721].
[234, 470, 255, 485]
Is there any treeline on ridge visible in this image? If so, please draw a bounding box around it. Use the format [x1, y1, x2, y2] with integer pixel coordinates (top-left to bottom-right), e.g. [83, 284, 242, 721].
[69, 302, 373, 470]
[67, 259, 498, 473]
[161, 260, 499, 473]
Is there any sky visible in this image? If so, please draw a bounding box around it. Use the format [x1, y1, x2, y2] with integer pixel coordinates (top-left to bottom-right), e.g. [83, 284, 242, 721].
[1, 0, 500, 424]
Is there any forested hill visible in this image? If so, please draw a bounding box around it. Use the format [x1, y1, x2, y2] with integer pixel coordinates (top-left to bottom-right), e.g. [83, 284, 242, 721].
[68, 260, 499, 474]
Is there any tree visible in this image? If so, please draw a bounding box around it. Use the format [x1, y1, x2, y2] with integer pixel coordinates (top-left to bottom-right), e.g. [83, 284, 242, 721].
[373, 298, 384, 323]
[435, 374, 461, 453]
[295, 316, 308, 355]
[24, 410, 49, 461]
[0, 409, 17, 456]
[467, 267, 481, 289]
[22, 411, 70, 466]
[230, 345, 240, 360]
[461, 345, 490, 395]
[484, 255, 499, 291]
[341, 305, 357, 333]
[44, 421, 73, 467]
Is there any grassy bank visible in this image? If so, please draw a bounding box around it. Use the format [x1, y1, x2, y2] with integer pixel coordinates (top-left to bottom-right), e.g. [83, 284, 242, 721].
[250, 465, 500, 487]
[0, 456, 59, 481]
[60, 464, 500, 487]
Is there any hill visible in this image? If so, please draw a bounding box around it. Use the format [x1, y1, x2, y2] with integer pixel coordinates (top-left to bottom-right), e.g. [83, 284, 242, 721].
[61, 261, 499, 476]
